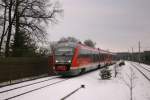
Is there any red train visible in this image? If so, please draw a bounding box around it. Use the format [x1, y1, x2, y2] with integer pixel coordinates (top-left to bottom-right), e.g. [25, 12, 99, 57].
[49, 42, 116, 76]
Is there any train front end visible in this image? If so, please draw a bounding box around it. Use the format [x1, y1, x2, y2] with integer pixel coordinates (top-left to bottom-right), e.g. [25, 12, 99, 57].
[54, 43, 79, 76]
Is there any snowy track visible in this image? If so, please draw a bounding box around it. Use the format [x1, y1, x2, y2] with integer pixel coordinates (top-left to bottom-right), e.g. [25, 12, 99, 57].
[0, 76, 59, 94]
[136, 63, 150, 72]
[0, 76, 69, 100]
[130, 62, 150, 82]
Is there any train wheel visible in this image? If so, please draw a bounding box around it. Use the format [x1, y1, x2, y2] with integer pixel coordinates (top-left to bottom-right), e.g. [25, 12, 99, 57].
[98, 64, 101, 68]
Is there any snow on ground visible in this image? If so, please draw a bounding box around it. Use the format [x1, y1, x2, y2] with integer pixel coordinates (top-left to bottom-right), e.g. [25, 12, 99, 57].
[0, 61, 150, 100]
[128, 62, 150, 100]
[12, 69, 129, 100]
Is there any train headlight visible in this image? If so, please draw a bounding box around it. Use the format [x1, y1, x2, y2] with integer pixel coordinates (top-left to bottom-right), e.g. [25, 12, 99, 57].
[67, 60, 71, 63]
[55, 60, 59, 63]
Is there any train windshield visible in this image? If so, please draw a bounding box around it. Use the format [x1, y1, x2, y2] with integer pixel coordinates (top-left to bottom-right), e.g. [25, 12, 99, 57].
[55, 47, 74, 63]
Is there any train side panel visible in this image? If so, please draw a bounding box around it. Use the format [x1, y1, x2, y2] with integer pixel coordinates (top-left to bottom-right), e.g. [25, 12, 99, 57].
[71, 45, 100, 74]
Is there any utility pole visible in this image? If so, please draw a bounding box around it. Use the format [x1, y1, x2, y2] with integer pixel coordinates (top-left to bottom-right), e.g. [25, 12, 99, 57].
[132, 47, 133, 61]
[138, 41, 141, 63]
[128, 49, 130, 61]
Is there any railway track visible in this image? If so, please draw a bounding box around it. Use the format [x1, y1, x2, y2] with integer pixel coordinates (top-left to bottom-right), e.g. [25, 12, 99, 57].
[0, 76, 59, 94]
[135, 63, 150, 72]
[0, 76, 69, 100]
[130, 62, 150, 82]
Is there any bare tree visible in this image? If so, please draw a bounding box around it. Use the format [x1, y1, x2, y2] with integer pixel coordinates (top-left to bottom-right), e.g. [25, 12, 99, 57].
[58, 37, 79, 43]
[0, 0, 63, 57]
[120, 67, 137, 100]
[84, 39, 96, 48]
[0, 0, 10, 55]
[5, 0, 16, 57]
[50, 41, 57, 53]
[0, 0, 8, 54]
[13, 0, 62, 57]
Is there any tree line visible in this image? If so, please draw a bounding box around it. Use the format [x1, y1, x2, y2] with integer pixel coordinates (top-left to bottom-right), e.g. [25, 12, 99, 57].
[50, 36, 96, 52]
[0, 0, 62, 57]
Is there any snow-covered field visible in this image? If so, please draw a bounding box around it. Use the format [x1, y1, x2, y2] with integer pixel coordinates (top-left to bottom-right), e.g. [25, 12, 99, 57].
[0, 61, 150, 100]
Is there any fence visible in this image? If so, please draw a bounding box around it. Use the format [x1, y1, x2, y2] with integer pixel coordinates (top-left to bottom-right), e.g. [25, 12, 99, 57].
[0, 57, 53, 83]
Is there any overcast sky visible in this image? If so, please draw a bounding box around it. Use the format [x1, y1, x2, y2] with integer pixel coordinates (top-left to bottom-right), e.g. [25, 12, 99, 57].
[47, 0, 150, 52]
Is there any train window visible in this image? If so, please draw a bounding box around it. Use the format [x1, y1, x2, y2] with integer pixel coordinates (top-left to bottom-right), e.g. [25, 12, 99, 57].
[55, 47, 74, 55]
[96, 53, 99, 62]
[92, 51, 96, 62]
[55, 47, 74, 63]
[78, 48, 102, 63]
[78, 48, 92, 58]
[90, 51, 99, 62]
[100, 53, 104, 61]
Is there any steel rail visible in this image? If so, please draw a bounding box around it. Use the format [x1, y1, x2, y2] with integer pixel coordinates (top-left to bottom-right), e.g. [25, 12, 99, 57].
[130, 63, 150, 82]
[0, 76, 59, 93]
[4, 79, 69, 100]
